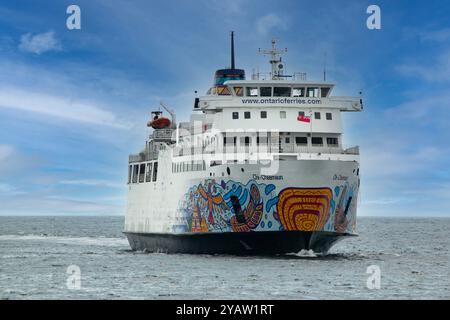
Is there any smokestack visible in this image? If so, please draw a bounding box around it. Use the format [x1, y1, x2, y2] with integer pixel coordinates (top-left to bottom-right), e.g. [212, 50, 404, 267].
[231, 31, 235, 69]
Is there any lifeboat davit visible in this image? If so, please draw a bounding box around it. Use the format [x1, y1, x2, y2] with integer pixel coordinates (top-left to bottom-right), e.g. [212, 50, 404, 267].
[147, 117, 171, 129]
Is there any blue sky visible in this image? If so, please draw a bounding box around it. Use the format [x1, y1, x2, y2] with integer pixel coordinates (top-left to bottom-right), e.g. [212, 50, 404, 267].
[0, 0, 449, 216]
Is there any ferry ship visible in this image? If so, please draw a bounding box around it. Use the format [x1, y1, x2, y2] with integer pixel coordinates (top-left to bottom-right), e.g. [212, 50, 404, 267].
[124, 33, 362, 254]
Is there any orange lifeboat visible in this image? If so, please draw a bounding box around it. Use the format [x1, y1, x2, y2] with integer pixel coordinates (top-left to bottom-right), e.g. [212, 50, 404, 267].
[147, 117, 171, 129]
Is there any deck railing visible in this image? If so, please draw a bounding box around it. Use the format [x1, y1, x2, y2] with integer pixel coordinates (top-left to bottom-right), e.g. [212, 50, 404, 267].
[130, 144, 359, 162]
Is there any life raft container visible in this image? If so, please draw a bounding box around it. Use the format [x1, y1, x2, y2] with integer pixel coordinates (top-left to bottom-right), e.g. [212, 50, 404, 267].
[147, 117, 171, 129]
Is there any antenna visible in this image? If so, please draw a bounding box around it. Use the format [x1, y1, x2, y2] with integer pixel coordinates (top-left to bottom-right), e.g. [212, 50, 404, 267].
[323, 51, 327, 82]
[231, 31, 235, 69]
[258, 38, 288, 80]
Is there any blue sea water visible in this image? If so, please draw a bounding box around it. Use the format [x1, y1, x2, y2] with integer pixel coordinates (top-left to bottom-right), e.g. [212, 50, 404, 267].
[0, 216, 449, 299]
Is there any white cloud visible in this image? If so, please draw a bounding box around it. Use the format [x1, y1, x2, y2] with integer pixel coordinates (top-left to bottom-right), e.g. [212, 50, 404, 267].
[362, 197, 413, 206]
[256, 14, 288, 36]
[0, 183, 24, 195]
[18, 30, 62, 54]
[0, 144, 14, 161]
[59, 179, 125, 189]
[396, 51, 450, 82]
[419, 28, 450, 42]
[0, 86, 130, 129]
[0, 195, 124, 216]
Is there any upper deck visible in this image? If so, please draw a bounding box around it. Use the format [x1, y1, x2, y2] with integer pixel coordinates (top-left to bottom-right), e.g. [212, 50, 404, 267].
[198, 80, 362, 112]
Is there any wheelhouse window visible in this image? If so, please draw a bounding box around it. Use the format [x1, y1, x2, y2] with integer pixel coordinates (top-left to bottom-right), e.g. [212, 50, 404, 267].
[293, 87, 305, 97]
[295, 137, 308, 145]
[314, 112, 321, 119]
[232, 112, 239, 119]
[307, 87, 320, 98]
[132, 164, 138, 183]
[260, 87, 272, 97]
[273, 87, 291, 97]
[327, 137, 338, 147]
[280, 111, 286, 119]
[152, 162, 158, 182]
[234, 86, 243, 96]
[146, 163, 152, 182]
[321, 87, 331, 97]
[139, 163, 146, 183]
[128, 165, 132, 184]
[260, 111, 267, 118]
[246, 87, 258, 97]
[326, 112, 332, 120]
[244, 111, 251, 119]
[217, 86, 231, 96]
[311, 137, 323, 146]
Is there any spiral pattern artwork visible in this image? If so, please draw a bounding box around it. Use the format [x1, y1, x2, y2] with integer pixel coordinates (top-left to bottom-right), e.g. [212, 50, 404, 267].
[276, 188, 332, 231]
[230, 184, 264, 232]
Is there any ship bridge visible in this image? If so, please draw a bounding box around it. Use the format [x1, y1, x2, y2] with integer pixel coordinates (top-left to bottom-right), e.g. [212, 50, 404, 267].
[199, 80, 362, 112]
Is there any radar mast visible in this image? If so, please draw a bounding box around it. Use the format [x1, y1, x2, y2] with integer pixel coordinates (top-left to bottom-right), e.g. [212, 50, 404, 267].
[258, 38, 288, 80]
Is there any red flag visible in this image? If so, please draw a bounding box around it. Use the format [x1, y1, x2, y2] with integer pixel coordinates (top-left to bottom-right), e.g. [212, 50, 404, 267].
[297, 115, 311, 123]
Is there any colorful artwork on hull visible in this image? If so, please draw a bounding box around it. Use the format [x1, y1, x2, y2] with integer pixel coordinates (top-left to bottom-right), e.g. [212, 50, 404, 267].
[276, 187, 332, 231]
[178, 179, 358, 234]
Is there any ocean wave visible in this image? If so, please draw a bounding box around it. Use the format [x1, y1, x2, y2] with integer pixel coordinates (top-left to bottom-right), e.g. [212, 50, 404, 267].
[0, 234, 128, 247]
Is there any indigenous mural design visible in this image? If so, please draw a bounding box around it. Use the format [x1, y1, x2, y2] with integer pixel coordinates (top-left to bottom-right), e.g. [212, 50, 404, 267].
[275, 188, 332, 231]
[230, 184, 264, 232]
[331, 184, 358, 234]
[178, 178, 359, 234]
[179, 179, 278, 233]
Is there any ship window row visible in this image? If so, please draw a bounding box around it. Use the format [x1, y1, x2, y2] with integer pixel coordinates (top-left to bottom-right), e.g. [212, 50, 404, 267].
[222, 135, 339, 147]
[172, 160, 206, 173]
[128, 161, 158, 184]
[232, 111, 333, 120]
[233, 86, 331, 98]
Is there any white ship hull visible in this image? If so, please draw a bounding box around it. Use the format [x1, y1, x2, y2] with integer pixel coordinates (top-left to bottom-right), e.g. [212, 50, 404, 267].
[124, 157, 359, 254]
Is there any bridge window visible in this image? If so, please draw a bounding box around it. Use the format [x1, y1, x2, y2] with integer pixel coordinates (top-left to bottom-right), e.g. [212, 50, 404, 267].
[246, 87, 258, 97]
[244, 111, 251, 119]
[128, 165, 132, 184]
[293, 88, 305, 97]
[326, 112, 332, 120]
[285, 137, 290, 143]
[321, 87, 331, 97]
[260, 111, 267, 118]
[260, 87, 272, 97]
[146, 163, 152, 182]
[232, 112, 239, 119]
[296, 137, 308, 145]
[311, 137, 323, 146]
[217, 86, 231, 96]
[152, 162, 158, 182]
[280, 111, 286, 119]
[132, 164, 138, 183]
[314, 112, 321, 119]
[327, 137, 338, 146]
[274, 87, 291, 97]
[139, 163, 146, 183]
[307, 87, 319, 98]
[234, 86, 243, 96]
